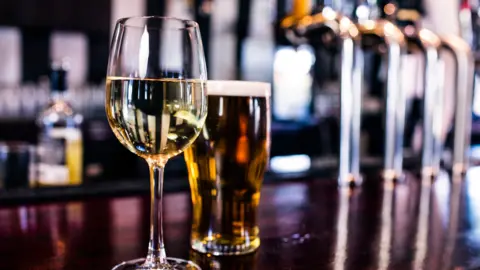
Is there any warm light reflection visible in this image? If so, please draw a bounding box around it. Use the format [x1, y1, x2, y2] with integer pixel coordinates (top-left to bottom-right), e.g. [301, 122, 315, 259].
[414, 175, 432, 269]
[378, 181, 393, 270]
[47, 205, 67, 269]
[236, 135, 250, 164]
[110, 198, 142, 262]
[396, 9, 421, 21]
[339, 17, 351, 31]
[441, 173, 463, 270]
[382, 169, 398, 182]
[66, 202, 84, 229]
[444, 34, 472, 52]
[312, 13, 325, 24]
[383, 22, 396, 37]
[433, 170, 451, 227]
[453, 163, 467, 177]
[383, 3, 396, 16]
[280, 16, 296, 29]
[333, 187, 350, 270]
[340, 17, 358, 38]
[349, 27, 359, 38]
[322, 7, 337, 21]
[299, 16, 313, 28]
[419, 29, 441, 45]
[364, 20, 376, 31]
[292, 0, 311, 18]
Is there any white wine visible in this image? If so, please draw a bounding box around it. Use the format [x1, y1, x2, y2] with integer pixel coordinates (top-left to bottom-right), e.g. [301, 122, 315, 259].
[107, 16, 207, 270]
[106, 77, 207, 161]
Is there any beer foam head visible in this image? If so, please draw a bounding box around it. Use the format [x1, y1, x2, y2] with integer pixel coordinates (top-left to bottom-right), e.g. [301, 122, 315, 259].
[207, 80, 271, 97]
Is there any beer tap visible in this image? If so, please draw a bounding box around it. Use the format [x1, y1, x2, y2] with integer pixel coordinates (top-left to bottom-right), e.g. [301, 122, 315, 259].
[441, 35, 474, 175]
[450, 0, 477, 175]
[392, 0, 474, 178]
[423, 0, 474, 175]
[351, 0, 407, 181]
[281, 1, 364, 186]
[283, 0, 408, 184]
[388, 0, 444, 177]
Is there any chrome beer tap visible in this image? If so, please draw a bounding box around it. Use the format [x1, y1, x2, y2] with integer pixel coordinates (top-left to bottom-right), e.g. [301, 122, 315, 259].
[352, 0, 407, 181]
[281, 2, 364, 186]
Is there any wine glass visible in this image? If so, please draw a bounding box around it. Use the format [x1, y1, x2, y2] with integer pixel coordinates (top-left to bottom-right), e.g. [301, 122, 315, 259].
[106, 16, 208, 270]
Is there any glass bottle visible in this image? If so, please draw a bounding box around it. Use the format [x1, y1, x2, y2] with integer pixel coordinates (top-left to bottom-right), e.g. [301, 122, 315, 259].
[36, 61, 83, 186]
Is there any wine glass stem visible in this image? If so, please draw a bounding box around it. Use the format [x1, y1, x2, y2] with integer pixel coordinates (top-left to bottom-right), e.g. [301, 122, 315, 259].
[144, 160, 168, 267]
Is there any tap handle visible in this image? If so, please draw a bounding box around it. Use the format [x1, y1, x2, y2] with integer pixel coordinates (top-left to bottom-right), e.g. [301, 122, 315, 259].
[441, 35, 474, 174]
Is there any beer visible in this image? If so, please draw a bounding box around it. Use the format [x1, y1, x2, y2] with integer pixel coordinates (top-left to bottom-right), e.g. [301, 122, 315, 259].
[189, 249, 258, 269]
[184, 81, 271, 255]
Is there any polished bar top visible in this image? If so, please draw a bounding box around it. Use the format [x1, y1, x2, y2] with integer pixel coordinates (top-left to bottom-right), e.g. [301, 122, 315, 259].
[1, 170, 479, 270]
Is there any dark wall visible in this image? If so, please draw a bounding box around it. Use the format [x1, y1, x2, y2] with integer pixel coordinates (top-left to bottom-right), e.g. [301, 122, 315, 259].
[0, 0, 111, 82]
[0, 0, 110, 32]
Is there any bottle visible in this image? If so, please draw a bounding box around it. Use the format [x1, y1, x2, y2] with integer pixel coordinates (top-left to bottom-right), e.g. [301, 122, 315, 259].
[36, 61, 83, 186]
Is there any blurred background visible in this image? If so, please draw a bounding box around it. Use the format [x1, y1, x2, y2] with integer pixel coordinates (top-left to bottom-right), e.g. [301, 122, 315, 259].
[0, 0, 479, 202]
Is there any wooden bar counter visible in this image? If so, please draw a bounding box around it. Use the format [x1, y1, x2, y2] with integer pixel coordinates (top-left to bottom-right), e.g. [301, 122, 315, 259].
[0, 171, 479, 269]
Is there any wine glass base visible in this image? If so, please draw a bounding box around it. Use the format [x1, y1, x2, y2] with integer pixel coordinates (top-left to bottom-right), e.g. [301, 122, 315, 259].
[112, 258, 201, 270]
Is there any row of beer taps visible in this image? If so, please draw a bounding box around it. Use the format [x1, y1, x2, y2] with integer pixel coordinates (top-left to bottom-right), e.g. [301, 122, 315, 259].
[281, 0, 475, 185]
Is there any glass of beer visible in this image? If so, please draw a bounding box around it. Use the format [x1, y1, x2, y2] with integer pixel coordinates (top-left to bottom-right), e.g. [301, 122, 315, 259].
[184, 80, 271, 256]
[189, 250, 258, 269]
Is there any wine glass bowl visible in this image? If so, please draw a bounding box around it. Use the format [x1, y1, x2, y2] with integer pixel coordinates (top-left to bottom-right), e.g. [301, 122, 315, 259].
[105, 16, 207, 270]
[106, 78, 207, 161]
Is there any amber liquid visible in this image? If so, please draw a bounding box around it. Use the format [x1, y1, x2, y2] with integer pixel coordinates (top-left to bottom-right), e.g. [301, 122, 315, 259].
[189, 249, 258, 269]
[36, 128, 83, 186]
[106, 77, 207, 160]
[184, 94, 270, 255]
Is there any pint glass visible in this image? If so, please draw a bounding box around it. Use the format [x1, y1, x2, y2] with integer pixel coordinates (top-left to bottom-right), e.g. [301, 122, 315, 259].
[184, 80, 271, 255]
